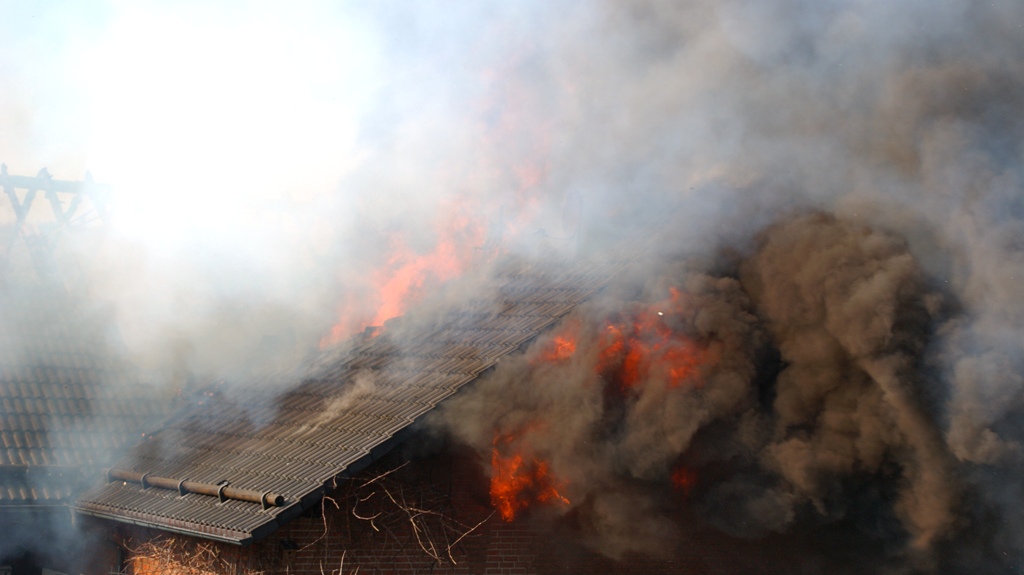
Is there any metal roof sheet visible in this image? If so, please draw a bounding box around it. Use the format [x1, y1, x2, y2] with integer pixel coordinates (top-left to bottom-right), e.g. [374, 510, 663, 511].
[75, 259, 623, 544]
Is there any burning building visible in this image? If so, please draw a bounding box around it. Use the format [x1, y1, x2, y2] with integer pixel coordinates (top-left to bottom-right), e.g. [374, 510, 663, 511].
[66, 210, 999, 574]
[2, 1, 1024, 573]
[72, 256, 650, 573]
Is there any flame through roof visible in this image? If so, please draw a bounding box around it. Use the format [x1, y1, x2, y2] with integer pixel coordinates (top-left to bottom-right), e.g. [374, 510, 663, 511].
[75, 259, 623, 545]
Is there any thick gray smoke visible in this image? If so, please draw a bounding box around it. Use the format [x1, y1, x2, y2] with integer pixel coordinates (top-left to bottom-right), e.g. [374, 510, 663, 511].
[425, 1, 1024, 570]
[739, 214, 956, 553]
[437, 263, 765, 559]
[3, 0, 1024, 572]
[434, 212, 1001, 571]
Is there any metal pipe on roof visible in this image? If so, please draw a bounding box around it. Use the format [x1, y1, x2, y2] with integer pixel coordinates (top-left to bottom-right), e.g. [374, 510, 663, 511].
[106, 468, 285, 508]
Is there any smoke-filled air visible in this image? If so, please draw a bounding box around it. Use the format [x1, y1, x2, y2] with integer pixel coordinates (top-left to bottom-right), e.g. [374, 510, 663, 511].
[3, 0, 1024, 572]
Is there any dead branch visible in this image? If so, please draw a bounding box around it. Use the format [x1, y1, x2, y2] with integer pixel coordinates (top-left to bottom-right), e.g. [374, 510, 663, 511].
[333, 462, 492, 566]
[445, 512, 494, 564]
[299, 494, 343, 552]
[316, 550, 359, 575]
[356, 460, 408, 489]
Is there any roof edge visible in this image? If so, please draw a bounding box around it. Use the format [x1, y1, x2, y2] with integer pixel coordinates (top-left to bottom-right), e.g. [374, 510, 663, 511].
[74, 504, 255, 546]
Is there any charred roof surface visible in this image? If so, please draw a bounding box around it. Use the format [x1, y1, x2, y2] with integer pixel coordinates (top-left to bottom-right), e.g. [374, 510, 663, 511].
[75, 260, 623, 545]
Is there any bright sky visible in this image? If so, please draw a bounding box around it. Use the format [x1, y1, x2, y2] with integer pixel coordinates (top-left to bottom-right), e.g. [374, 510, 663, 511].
[1, 0, 380, 251]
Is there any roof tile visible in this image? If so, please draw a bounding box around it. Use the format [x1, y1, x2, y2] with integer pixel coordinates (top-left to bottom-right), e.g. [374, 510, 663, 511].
[0, 293, 173, 506]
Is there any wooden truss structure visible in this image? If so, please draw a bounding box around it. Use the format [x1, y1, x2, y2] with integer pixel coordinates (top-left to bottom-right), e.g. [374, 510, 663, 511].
[0, 164, 111, 288]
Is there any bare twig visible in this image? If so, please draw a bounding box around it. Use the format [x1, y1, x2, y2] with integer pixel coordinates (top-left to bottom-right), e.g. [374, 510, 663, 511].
[126, 535, 264, 575]
[338, 464, 491, 566]
[356, 461, 408, 489]
[446, 511, 494, 564]
[127, 459, 492, 575]
[318, 550, 359, 575]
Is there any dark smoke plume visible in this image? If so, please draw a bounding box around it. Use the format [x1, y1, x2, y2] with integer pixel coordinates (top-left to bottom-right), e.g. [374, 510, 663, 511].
[739, 214, 957, 551]
[438, 261, 765, 559]
[434, 213, 973, 570]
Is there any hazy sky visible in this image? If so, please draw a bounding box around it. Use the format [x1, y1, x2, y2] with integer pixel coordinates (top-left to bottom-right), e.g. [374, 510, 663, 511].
[1, 1, 382, 247]
[0, 1, 565, 381]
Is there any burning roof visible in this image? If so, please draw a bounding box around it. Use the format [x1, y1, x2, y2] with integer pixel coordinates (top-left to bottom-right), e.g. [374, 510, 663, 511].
[75, 259, 623, 545]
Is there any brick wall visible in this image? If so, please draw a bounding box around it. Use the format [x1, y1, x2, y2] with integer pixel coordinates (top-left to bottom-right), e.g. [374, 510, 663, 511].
[105, 445, 742, 575]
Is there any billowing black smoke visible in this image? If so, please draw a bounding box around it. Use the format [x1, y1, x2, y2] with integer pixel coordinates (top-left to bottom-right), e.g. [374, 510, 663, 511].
[433, 211, 1021, 572]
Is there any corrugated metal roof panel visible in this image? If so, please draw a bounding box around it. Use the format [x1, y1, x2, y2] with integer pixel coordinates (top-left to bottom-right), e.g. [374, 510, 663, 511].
[76, 258, 624, 543]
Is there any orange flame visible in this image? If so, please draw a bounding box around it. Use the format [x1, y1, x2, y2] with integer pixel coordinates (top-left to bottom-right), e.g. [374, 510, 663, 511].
[672, 466, 698, 498]
[490, 428, 570, 522]
[368, 231, 467, 327]
[321, 204, 486, 347]
[598, 323, 625, 370]
[598, 287, 716, 391]
[535, 321, 579, 363]
[543, 335, 576, 362]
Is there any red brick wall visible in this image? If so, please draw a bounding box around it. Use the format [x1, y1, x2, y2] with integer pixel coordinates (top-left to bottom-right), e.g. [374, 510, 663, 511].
[104, 446, 741, 575]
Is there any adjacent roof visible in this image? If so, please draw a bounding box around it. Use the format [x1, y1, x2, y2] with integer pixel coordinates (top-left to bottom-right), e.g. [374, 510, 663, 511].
[75, 259, 623, 544]
[0, 167, 169, 508]
[0, 289, 173, 507]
